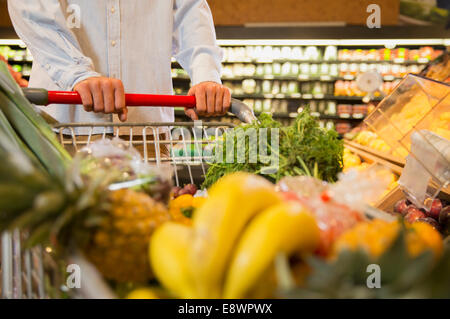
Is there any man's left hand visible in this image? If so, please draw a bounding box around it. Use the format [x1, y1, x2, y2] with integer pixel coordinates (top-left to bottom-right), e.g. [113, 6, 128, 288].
[185, 82, 231, 120]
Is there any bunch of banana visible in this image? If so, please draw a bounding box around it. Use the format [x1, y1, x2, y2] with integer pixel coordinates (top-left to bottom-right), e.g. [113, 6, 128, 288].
[149, 172, 320, 298]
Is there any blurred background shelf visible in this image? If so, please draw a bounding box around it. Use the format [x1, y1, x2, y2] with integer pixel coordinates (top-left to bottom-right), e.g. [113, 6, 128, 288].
[1, 24, 448, 135]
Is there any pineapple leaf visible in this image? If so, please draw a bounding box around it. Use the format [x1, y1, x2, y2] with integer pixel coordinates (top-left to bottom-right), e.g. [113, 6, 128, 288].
[280, 229, 449, 299]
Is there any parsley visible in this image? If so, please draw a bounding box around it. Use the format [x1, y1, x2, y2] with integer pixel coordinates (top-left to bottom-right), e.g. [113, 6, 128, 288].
[202, 110, 343, 189]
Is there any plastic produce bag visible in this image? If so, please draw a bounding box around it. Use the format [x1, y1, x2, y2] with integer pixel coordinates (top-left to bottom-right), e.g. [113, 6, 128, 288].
[72, 138, 173, 203]
[399, 130, 450, 210]
[277, 166, 392, 256]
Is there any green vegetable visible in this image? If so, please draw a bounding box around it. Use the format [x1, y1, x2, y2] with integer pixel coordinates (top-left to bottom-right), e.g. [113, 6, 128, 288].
[202, 110, 343, 188]
[0, 61, 71, 183]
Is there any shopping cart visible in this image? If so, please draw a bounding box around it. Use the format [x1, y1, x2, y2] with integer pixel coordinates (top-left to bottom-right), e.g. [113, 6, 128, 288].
[1, 90, 255, 299]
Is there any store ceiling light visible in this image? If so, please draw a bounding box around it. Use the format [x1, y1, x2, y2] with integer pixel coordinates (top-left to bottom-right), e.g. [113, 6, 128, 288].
[0, 39, 26, 47]
[217, 39, 450, 46]
[2, 38, 448, 47]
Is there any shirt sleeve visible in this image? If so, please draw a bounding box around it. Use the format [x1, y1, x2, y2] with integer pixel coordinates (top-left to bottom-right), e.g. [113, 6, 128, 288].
[172, 0, 223, 85]
[7, 0, 101, 90]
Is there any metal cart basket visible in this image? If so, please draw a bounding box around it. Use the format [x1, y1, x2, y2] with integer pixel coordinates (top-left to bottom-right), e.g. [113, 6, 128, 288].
[1, 120, 237, 299]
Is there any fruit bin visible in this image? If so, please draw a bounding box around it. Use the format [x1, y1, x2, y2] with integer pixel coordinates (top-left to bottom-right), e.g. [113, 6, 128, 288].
[363, 74, 450, 209]
[364, 74, 449, 153]
[375, 185, 450, 236]
[1, 120, 235, 299]
[376, 185, 450, 213]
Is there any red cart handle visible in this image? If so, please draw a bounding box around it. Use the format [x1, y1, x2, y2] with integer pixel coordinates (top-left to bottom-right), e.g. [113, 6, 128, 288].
[22, 88, 257, 123]
[23, 88, 196, 108]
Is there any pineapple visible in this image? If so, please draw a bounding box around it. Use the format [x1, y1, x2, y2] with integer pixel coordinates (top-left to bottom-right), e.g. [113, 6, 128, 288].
[0, 64, 172, 287]
[84, 189, 170, 283]
[0, 121, 172, 284]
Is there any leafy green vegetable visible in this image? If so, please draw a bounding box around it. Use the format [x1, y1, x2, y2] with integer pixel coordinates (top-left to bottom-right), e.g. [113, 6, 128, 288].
[0, 61, 71, 183]
[202, 111, 343, 188]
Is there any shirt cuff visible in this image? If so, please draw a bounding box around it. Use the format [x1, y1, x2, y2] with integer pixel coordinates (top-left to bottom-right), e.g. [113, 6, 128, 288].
[190, 51, 222, 86]
[191, 65, 222, 86]
[69, 71, 102, 90]
[46, 62, 101, 91]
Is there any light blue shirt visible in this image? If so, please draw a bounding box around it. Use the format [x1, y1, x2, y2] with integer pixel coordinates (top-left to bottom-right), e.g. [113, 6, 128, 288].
[8, 0, 223, 128]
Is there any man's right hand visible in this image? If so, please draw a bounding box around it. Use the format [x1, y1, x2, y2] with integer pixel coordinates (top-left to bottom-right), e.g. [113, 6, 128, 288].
[74, 77, 127, 122]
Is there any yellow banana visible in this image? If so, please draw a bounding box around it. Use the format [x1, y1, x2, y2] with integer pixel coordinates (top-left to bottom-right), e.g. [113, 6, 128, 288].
[149, 222, 197, 298]
[223, 202, 320, 299]
[189, 172, 282, 298]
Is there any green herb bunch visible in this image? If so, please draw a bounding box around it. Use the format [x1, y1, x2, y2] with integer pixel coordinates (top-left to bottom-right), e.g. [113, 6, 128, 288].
[202, 110, 343, 189]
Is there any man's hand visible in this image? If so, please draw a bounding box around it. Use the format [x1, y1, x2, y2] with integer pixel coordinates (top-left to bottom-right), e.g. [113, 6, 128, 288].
[185, 82, 231, 120]
[74, 77, 127, 122]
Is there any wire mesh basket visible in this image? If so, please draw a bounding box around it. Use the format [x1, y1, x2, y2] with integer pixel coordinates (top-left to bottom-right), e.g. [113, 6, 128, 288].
[1, 120, 235, 299]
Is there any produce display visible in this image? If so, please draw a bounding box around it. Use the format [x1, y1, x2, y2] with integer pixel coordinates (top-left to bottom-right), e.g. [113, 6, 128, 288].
[171, 44, 442, 129]
[0, 58, 449, 299]
[420, 52, 450, 83]
[392, 197, 450, 237]
[353, 130, 401, 156]
[349, 74, 450, 164]
[343, 147, 398, 200]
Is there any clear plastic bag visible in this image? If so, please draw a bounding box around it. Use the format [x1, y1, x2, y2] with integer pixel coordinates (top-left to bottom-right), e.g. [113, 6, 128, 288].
[399, 130, 450, 210]
[72, 138, 173, 203]
[277, 166, 392, 256]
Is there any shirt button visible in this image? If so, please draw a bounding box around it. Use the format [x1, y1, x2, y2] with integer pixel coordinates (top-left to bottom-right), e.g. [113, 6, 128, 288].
[111, 40, 116, 47]
[111, 7, 115, 13]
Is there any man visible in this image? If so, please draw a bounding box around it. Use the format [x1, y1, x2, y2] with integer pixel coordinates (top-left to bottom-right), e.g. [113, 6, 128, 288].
[8, 0, 230, 131]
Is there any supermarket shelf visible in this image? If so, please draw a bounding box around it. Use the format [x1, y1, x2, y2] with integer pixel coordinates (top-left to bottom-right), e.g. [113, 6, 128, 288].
[231, 93, 382, 102]
[171, 91, 382, 102]
[223, 59, 428, 65]
[315, 114, 365, 121]
[170, 91, 377, 102]
[173, 74, 404, 82]
[172, 59, 429, 65]
[7, 59, 33, 64]
[174, 109, 365, 122]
